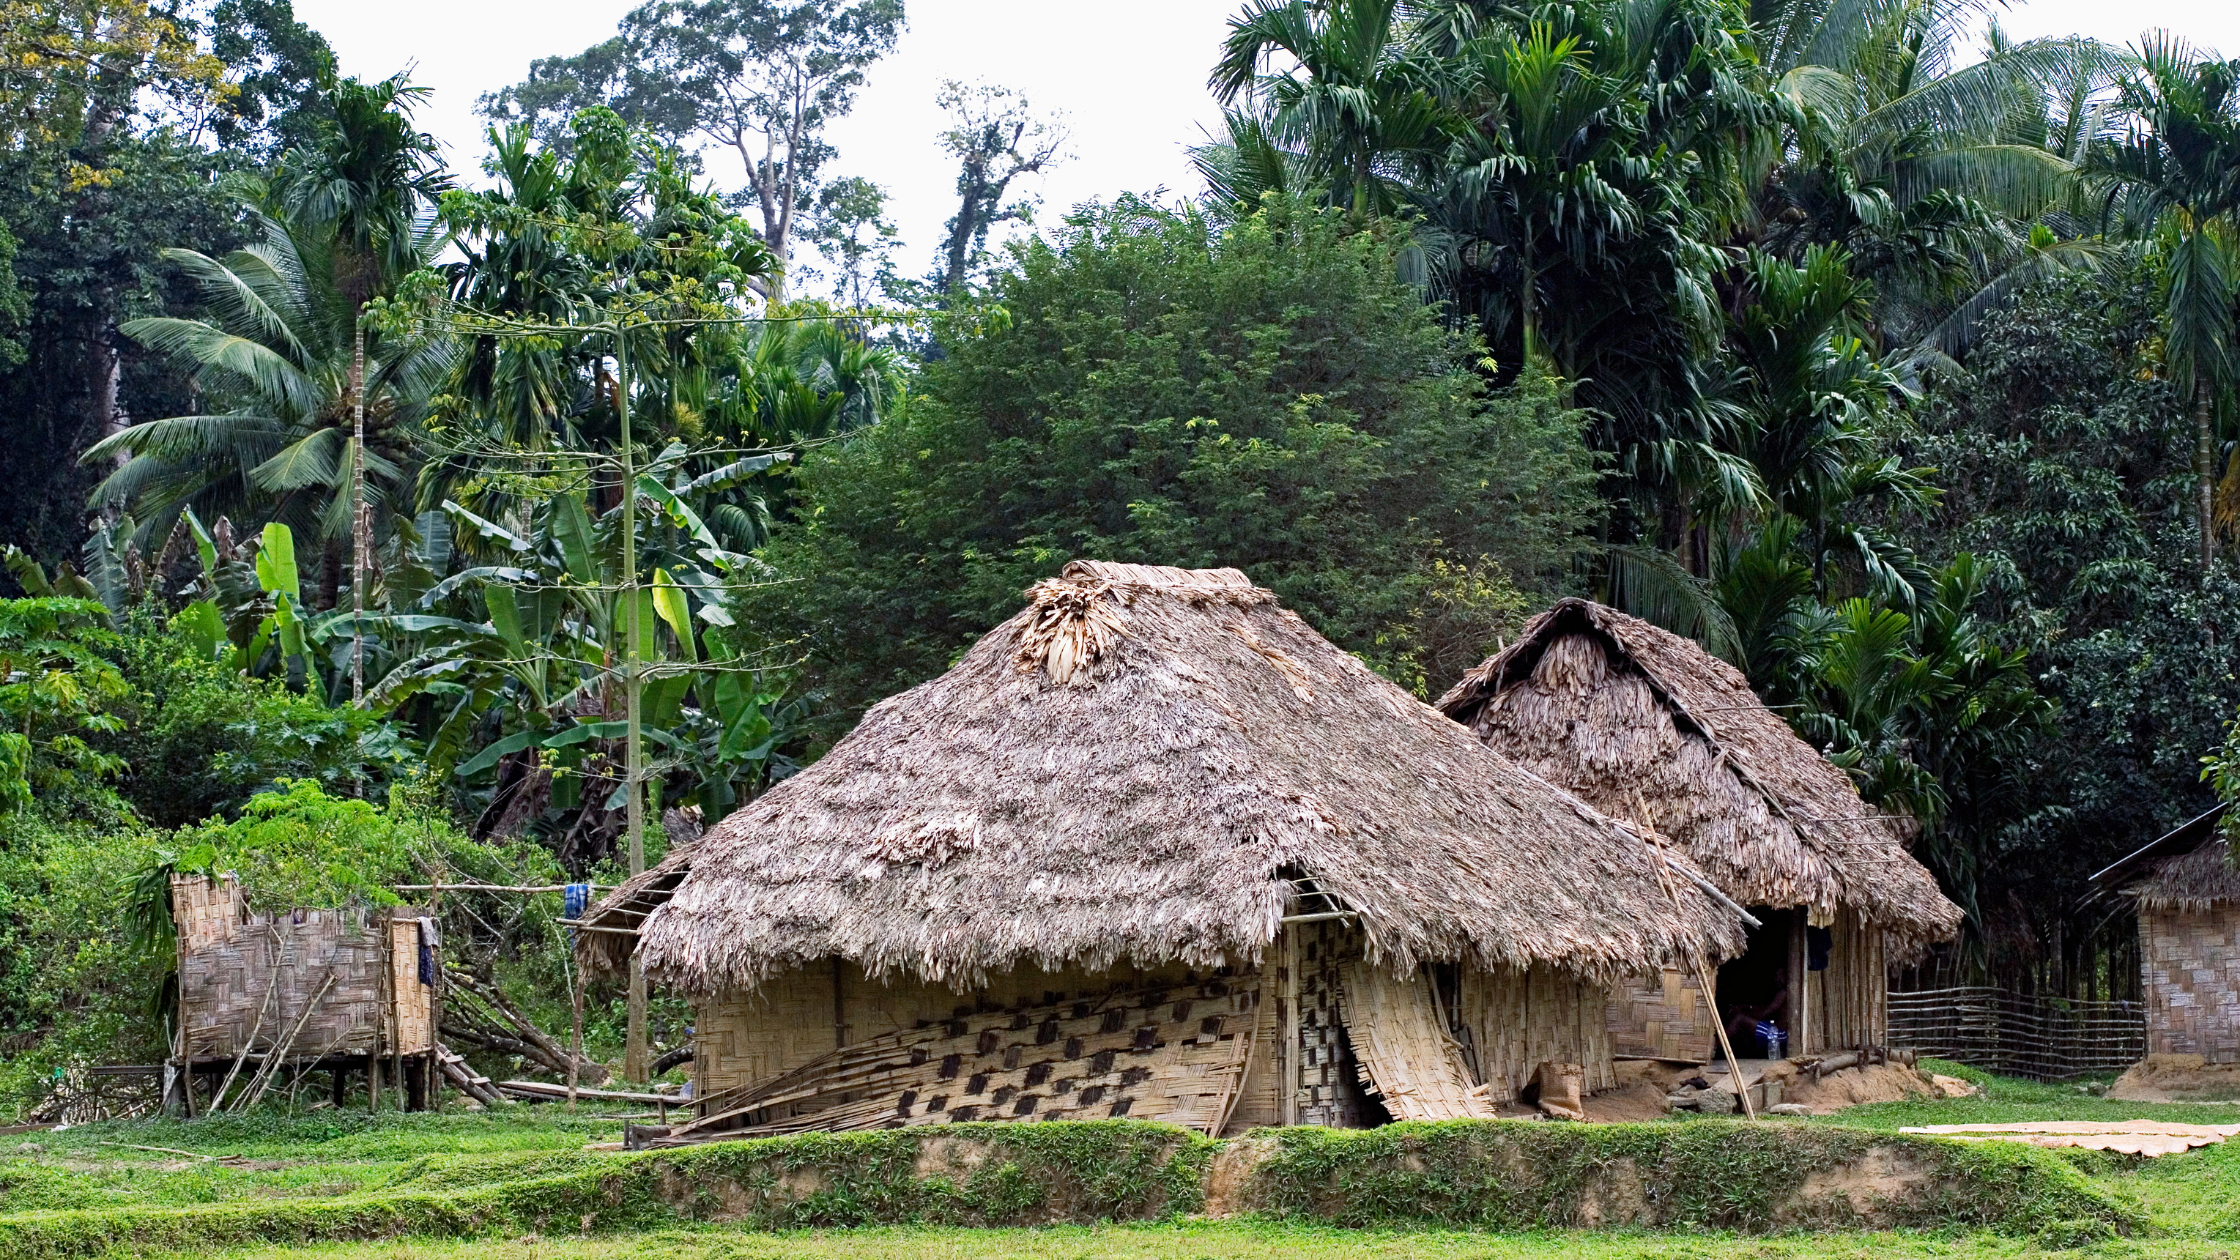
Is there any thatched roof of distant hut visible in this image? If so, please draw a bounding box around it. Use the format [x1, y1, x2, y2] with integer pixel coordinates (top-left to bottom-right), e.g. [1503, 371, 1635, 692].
[2091, 805, 2237, 912]
[581, 563, 1746, 995]
[1435, 598, 1961, 949]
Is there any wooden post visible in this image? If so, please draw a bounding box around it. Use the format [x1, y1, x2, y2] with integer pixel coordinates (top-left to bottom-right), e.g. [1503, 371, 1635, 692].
[1796, 908, 1812, 1057]
[1281, 926, 1301, 1127]
[369, 920, 386, 1115]
[331, 1064, 346, 1108]
[389, 919, 406, 1112]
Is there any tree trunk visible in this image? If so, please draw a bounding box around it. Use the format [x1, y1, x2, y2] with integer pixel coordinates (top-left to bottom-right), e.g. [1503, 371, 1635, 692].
[352, 316, 368, 705]
[2198, 378, 2217, 573]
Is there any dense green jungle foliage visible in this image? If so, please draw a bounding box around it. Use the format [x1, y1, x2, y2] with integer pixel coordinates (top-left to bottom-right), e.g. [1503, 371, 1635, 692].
[748, 195, 1599, 718]
[3, 0, 2240, 1114]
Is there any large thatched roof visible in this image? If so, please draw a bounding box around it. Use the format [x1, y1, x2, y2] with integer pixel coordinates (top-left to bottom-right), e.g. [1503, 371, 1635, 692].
[1435, 598, 1961, 949]
[581, 563, 1746, 995]
[2091, 805, 2236, 912]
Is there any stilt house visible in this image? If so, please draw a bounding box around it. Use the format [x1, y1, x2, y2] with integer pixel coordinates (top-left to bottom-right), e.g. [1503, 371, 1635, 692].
[171, 873, 439, 1109]
[2092, 805, 2240, 1063]
[579, 563, 1745, 1139]
[1435, 598, 1962, 1062]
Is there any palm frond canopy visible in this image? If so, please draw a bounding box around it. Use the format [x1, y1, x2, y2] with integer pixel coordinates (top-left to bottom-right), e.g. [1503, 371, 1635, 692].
[1437, 597, 1962, 951]
[580, 563, 1748, 995]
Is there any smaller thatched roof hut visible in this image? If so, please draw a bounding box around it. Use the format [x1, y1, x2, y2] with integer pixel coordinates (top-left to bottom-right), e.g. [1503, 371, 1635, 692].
[2093, 806, 2240, 1065]
[1435, 598, 1961, 1058]
[582, 564, 1746, 1137]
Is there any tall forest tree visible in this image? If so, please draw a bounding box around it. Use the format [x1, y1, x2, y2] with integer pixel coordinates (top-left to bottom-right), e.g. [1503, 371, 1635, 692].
[0, 0, 331, 570]
[479, 0, 905, 288]
[2089, 35, 2240, 571]
[931, 80, 1067, 293]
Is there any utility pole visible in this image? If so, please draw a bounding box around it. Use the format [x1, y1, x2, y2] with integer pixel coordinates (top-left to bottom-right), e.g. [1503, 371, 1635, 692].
[618, 316, 650, 1085]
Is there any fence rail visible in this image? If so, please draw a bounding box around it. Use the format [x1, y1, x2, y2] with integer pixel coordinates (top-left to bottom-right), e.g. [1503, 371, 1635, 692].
[1887, 986, 2145, 1080]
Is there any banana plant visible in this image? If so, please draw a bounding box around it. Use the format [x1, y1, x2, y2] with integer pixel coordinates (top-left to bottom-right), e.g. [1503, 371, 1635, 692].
[359, 452, 794, 849]
[165, 515, 325, 694]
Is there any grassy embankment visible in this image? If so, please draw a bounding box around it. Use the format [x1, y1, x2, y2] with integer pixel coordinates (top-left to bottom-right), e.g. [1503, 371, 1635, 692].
[2, 1061, 2236, 1258]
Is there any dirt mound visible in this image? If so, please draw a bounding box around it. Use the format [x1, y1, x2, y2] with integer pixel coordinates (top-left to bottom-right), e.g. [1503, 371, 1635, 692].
[1582, 1081, 1674, 1122]
[1777, 1062, 1943, 1114]
[2109, 1054, 2240, 1102]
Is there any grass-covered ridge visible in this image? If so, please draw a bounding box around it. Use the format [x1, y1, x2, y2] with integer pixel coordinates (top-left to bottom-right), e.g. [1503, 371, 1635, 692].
[0, 1103, 2145, 1259]
[0, 1121, 1211, 1259]
[1235, 1118, 2133, 1234]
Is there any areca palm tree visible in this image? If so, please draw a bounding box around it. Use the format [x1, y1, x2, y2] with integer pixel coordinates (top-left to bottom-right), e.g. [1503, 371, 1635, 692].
[2089, 33, 2240, 571]
[273, 72, 453, 701]
[1748, 0, 2114, 348]
[1209, 0, 1448, 218]
[83, 206, 453, 589]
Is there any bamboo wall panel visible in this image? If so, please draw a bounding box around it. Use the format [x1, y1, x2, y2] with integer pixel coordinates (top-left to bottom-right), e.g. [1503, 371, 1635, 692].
[1292, 922, 1363, 1127]
[1337, 961, 1493, 1119]
[173, 875, 434, 1062]
[1605, 968, 1714, 1062]
[682, 969, 1261, 1137]
[2142, 907, 2240, 1062]
[1790, 906, 1888, 1054]
[1221, 973, 1283, 1134]
[1456, 963, 1615, 1100]
[695, 957, 1206, 1100]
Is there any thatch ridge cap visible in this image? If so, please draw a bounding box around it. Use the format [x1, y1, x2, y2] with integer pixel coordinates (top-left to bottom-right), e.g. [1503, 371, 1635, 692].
[1060, 560, 1256, 590]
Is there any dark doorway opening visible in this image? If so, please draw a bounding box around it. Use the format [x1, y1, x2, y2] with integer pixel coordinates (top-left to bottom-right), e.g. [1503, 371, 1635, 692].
[1716, 906, 1793, 1056]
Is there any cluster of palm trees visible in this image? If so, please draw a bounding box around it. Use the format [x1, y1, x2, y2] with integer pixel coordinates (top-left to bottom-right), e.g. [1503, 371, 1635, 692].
[81, 80, 903, 855]
[1204, 0, 2239, 576]
[1203, 0, 2240, 916]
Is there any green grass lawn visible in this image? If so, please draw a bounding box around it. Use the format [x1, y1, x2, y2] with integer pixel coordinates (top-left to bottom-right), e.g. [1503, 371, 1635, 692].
[7, 1061, 2239, 1258]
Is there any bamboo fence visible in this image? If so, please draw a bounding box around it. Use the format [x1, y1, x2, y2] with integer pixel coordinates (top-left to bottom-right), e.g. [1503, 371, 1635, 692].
[1887, 986, 2145, 1080]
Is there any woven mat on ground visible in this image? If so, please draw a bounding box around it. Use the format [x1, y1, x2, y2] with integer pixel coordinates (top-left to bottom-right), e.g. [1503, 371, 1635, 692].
[1899, 1119, 2240, 1156]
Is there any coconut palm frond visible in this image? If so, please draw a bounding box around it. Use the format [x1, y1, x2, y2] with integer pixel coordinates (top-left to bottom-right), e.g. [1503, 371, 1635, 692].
[118, 318, 326, 421]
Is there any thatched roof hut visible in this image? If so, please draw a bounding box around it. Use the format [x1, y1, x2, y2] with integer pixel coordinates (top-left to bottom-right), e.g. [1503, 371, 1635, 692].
[1436, 597, 1959, 945]
[1434, 598, 1960, 1059]
[586, 566, 1743, 991]
[581, 564, 1750, 1137]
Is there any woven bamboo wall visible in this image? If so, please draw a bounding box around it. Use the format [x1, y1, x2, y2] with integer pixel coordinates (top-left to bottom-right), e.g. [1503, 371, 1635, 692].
[1290, 921, 1364, 1126]
[1457, 963, 1616, 1099]
[694, 957, 1210, 1100]
[2142, 905, 2240, 1062]
[691, 963, 1262, 1134]
[1222, 974, 1283, 1133]
[1787, 905, 1888, 1054]
[173, 875, 435, 1062]
[1605, 968, 1715, 1063]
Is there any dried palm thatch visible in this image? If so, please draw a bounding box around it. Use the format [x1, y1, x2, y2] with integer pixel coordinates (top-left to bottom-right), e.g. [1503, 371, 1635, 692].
[2129, 841, 2240, 912]
[2093, 806, 2238, 913]
[1435, 598, 1960, 950]
[581, 563, 1745, 994]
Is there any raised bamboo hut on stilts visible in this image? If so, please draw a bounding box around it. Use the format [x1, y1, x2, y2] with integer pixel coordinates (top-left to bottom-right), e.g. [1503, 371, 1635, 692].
[578, 563, 1746, 1141]
[1436, 598, 1961, 1063]
[168, 874, 440, 1114]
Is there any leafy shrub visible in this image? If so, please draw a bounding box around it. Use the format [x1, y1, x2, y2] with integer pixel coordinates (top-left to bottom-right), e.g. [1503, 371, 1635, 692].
[97, 611, 396, 828]
[747, 194, 1601, 727]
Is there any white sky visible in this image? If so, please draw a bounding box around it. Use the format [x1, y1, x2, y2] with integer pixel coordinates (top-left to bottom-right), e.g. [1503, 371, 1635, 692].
[294, 0, 2240, 296]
